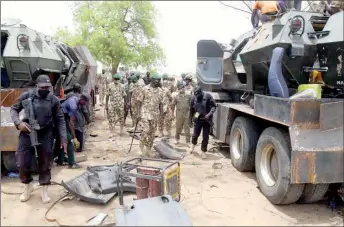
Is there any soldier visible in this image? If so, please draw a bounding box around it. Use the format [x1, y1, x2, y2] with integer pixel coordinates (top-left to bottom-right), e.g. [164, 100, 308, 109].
[129, 74, 142, 130]
[184, 74, 195, 94]
[158, 73, 173, 137]
[168, 75, 177, 93]
[105, 73, 127, 135]
[124, 72, 134, 127]
[143, 71, 151, 85]
[11, 74, 67, 204]
[136, 71, 146, 87]
[189, 87, 217, 159]
[137, 74, 163, 156]
[171, 80, 192, 147]
[97, 71, 106, 106]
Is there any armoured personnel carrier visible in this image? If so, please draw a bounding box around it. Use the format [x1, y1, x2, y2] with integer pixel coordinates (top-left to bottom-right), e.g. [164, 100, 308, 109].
[1, 19, 97, 172]
[196, 10, 343, 204]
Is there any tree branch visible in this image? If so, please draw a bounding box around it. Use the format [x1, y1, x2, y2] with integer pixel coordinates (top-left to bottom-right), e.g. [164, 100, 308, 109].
[242, 1, 252, 12]
[218, 1, 251, 14]
[121, 7, 131, 32]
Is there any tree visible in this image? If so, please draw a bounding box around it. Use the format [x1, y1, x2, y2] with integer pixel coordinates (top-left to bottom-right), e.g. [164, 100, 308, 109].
[54, 1, 165, 74]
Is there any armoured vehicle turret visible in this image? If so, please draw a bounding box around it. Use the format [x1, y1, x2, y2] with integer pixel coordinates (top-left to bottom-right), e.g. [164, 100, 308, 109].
[1, 19, 97, 172]
[196, 10, 344, 206]
[197, 10, 344, 99]
[1, 18, 97, 97]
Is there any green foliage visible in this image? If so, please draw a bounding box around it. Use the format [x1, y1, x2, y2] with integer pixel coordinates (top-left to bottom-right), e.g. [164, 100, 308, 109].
[54, 1, 165, 73]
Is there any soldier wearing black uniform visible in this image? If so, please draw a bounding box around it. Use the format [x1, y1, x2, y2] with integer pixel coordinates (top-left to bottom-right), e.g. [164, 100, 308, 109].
[10, 74, 67, 204]
[189, 87, 216, 159]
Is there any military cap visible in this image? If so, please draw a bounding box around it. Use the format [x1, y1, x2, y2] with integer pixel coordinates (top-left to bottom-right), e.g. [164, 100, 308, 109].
[176, 79, 186, 89]
[151, 73, 161, 80]
[113, 73, 121, 79]
[36, 74, 52, 87]
[130, 75, 138, 82]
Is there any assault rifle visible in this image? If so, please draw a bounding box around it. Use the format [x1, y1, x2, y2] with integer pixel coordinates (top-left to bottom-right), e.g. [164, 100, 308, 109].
[22, 96, 40, 156]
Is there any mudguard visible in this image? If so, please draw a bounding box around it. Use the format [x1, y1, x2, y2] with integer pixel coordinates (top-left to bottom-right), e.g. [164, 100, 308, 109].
[154, 139, 187, 160]
[87, 165, 137, 194]
[61, 172, 116, 204]
[115, 195, 192, 226]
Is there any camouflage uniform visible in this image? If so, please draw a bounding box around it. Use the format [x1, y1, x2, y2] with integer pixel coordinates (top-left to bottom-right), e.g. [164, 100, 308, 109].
[97, 75, 106, 105]
[130, 80, 142, 128]
[138, 82, 163, 154]
[172, 81, 193, 144]
[106, 80, 126, 132]
[158, 86, 173, 136]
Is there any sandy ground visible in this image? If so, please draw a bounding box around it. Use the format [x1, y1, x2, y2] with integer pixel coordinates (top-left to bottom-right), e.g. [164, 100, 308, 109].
[1, 102, 343, 226]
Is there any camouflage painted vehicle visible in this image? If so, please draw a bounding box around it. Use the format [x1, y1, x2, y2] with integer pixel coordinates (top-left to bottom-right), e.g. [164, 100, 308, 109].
[1, 19, 97, 172]
[196, 10, 344, 204]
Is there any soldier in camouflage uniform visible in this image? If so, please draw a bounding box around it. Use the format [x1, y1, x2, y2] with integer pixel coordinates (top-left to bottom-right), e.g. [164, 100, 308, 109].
[137, 74, 163, 157]
[135, 71, 146, 87]
[184, 73, 195, 94]
[158, 73, 173, 137]
[105, 73, 127, 135]
[97, 73, 106, 106]
[129, 74, 142, 130]
[171, 79, 192, 147]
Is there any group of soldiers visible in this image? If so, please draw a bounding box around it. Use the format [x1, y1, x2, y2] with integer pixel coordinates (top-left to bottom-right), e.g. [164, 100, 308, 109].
[96, 70, 208, 158]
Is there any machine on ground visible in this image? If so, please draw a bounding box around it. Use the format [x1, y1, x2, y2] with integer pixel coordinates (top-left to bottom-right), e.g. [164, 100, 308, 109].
[196, 10, 344, 204]
[1, 19, 97, 172]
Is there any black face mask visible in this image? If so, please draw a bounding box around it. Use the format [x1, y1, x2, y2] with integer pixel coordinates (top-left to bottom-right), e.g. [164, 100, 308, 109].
[38, 89, 50, 98]
[196, 93, 203, 101]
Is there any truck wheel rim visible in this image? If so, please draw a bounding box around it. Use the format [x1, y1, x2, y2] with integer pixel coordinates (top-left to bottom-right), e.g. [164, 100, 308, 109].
[231, 128, 243, 160]
[260, 144, 279, 187]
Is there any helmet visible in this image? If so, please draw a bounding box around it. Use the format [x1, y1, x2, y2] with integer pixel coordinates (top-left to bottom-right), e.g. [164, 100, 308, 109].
[135, 72, 141, 78]
[176, 79, 186, 89]
[151, 73, 161, 80]
[113, 73, 121, 79]
[162, 73, 168, 80]
[73, 83, 82, 93]
[130, 75, 138, 82]
[180, 73, 186, 79]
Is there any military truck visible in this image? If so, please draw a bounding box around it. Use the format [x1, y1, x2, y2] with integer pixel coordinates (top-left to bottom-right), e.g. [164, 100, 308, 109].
[1, 19, 97, 172]
[196, 10, 343, 204]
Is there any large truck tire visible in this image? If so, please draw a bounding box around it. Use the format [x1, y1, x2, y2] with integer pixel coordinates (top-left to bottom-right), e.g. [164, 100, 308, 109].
[255, 127, 305, 205]
[2, 152, 17, 172]
[299, 183, 329, 204]
[229, 117, 259, 172]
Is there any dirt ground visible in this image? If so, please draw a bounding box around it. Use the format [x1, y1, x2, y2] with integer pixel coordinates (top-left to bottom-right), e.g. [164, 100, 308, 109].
[1, 102, 343, 226]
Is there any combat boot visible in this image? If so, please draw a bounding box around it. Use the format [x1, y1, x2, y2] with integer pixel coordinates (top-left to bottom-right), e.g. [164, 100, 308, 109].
[41, 185, 51, 204]
[201, 152, 207, 160]
[188, 144, 196, 155]
[20, 183, 33, 202]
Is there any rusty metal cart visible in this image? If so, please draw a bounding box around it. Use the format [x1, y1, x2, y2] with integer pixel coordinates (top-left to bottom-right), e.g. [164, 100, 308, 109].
[116, 157, 181, 206]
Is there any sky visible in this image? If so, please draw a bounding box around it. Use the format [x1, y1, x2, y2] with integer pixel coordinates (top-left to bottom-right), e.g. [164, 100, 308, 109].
[1, 1, 253, 75]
